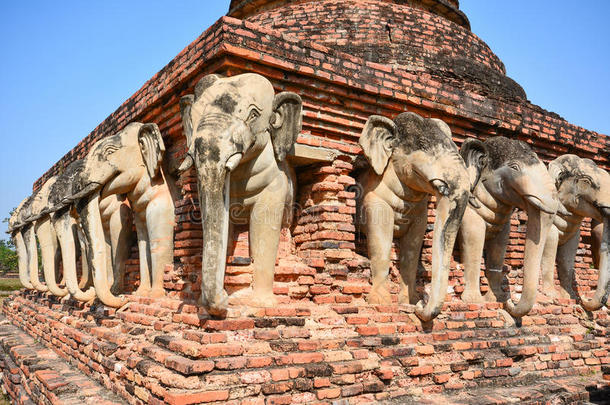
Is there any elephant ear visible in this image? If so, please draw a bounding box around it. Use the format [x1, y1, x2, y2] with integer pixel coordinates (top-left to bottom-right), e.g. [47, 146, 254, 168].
[359, 115, 396, 176]
[138, 123, 166, 179]
[179, 95, 195, 172]
[460, 138, 488, 191]
[270, 92, 303, 162]
[548, 160, 567, 190]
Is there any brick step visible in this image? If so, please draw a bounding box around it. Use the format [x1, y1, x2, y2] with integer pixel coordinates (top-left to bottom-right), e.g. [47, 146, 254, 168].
[0, 316, 125, 405]
[385, 375, 610, 404]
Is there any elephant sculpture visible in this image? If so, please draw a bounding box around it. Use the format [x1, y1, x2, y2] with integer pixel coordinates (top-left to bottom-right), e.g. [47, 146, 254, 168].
[8, 197, 36, 290]
[48, 159, 105, 303]
[9, 122, 175, 308]
[29, 176, 67, 297]
[54, 122, 175, 307]
[8, 179, 62, 295]
[357, 112, 471, 321]
[179, 73, 302, 316]
[458, 136, 562, 317]
[541, 155, 609, 310]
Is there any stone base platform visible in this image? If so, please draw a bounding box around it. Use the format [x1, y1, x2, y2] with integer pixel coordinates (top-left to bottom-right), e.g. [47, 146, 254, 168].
[1, 290, 608, 404]
[0, 316, 124, 405]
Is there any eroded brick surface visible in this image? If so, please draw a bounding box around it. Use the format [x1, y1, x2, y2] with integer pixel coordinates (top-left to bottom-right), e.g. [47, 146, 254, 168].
[0, 316, 125, 404]
[2, 292, 608, 404]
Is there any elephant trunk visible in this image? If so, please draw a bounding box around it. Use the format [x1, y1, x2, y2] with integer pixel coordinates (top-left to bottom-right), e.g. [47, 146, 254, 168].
[35, 216, 67, 297]
[23, 225, 48, 292]
[580, 216, 609, 311]
[505, 203, 554, 317]
[415, 190, 468, 321]
[198, 169, 231, 317]
[78, 192, 127, 308]
[53, 210, 96, 302]
[13, 230, 34, 289]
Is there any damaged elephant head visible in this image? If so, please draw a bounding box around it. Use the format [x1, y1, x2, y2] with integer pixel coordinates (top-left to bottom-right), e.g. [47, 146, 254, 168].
[359, 112, 470, 321]
[179, 73, 302, 315]
[460, 136, 560, 317]
[548, 154, 610, 310]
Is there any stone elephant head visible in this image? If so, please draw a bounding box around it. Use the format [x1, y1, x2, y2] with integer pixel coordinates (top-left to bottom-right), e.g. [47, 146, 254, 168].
[179, 73, 302, 315]
[547, 154, 609, 310]
[459, 136, 562, 317]
[358, 112, 470, 321]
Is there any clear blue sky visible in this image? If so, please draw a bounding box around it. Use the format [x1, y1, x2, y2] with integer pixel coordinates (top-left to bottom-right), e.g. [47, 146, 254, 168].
[0, 1, 608, 239]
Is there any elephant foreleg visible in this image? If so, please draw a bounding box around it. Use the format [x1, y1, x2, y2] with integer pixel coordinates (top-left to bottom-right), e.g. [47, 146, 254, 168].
[76, 225, 93, 291]
[78, 192, 127, 308]
[23, 225, 48, 292]
[35, 216, 67, 297]
[107, 198, 133, 295]
[134, 213, 152, 296]
[248, 191, 285, 308]
[483, 220, 510, 303]
[556, 230, 579, 300]
[363, 194, 395, 305]
[397, 205, 427, 305]
[540, 225, 560, 298]
[458, 207, 486, 303]
[54, 211, 96, 302]
[145, 191, 174, 298]
[13, 230, 34, 289]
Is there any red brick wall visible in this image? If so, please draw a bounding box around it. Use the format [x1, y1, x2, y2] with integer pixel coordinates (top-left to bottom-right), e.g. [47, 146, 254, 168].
[29, 15, 609, 305]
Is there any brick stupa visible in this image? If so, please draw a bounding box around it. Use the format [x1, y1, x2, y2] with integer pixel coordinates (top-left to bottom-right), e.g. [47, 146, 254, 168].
[2, 1, 608, 404]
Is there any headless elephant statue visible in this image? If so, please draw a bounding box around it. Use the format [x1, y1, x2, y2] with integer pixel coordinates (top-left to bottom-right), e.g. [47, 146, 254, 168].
[541, 155, 610, 310]
[458, 136, 562, 317]
[179, 73, 302, 316]
[357, 112, 470, 321]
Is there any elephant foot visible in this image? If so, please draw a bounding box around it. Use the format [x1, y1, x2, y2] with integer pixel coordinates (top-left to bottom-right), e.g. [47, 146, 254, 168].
[367, 287, 392, 305]
[110, 284, 125, 296]
[484, 289, 508, 303]
[248, 293, 278, 309]
[461, 289, 485, 304]
[559, 287, 576, 300]
[149, 288, 166, 299]
[398, 290, 420, 305]
[201, 290, 229, 317]
[134, 286, 151, 297]
[539, 286, 559, 302]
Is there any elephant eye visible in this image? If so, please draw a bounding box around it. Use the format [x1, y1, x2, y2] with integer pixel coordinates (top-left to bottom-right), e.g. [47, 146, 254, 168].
[103, 144, 120, 158]
[577, 176, 593, 187]
[246, 107, 261, 123]
[507, 162, 520, 171]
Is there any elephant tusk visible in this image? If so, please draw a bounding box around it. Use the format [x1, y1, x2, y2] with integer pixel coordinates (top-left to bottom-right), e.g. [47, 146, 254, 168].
[431, 179, 450, 197]
[226, 153, 243, 172]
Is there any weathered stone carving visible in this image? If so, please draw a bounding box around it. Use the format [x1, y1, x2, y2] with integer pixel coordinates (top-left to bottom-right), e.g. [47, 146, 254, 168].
[179, 73, 302, 316]
[10, 123, 174, 309]
[8, 197, 35, 290]
[357, 112, 470, 321]
[458, 136, 562, 317]
[31, 176, 67, 297]
[49, 159, 95, 302]
[63, 122, 174, 307]
[542, 155, 609, 310]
